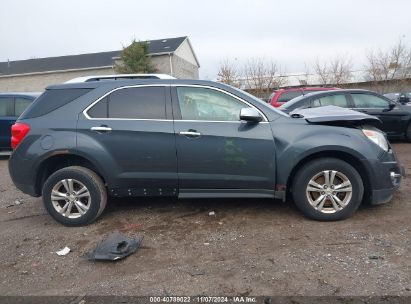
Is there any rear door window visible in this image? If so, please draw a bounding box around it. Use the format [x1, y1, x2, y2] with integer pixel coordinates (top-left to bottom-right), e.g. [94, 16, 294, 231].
[311, 94, 349, 108]
[87, 86, 166, 119]
[0, 97, 14, 117]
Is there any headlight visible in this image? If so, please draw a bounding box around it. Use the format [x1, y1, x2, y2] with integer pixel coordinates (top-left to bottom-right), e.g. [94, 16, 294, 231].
[362, 129, 389, 151]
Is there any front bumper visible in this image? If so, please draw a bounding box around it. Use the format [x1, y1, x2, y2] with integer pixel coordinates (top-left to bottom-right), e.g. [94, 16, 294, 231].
[366, 150, 405, 205]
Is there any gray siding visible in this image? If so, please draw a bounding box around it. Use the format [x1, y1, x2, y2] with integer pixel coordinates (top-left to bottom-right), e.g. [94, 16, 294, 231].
[0, 67, 114, 92]
[0, 54, 199, 92]
[171, 54, 199, 79]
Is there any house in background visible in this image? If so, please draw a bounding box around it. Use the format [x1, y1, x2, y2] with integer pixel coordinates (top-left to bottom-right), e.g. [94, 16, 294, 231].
[0, 36, 200, 92]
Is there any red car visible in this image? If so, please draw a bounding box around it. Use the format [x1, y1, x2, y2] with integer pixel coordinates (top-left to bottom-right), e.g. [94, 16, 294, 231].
[269, 87, 339, 107]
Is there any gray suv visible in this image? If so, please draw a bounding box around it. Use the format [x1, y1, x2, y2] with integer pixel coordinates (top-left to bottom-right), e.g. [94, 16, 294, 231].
[8, 80, 404, 226]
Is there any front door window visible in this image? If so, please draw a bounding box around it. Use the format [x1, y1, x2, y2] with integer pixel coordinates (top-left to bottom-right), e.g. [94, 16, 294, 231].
[176, 87, 247, 121]
[351, 94, 389, 109]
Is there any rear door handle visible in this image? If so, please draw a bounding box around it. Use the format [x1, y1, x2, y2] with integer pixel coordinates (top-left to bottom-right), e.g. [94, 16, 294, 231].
[91, 126, 112, 133]
[179, 131, 201, 138]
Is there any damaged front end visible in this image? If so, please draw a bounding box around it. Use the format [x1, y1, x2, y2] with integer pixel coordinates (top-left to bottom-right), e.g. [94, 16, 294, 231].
[289, 105, 382, 128]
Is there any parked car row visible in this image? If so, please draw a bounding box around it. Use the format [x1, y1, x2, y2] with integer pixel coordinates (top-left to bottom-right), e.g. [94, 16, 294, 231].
[279, 89, 411, 142]
[384, 92, 411, 105]
[7, 78, 404, 226]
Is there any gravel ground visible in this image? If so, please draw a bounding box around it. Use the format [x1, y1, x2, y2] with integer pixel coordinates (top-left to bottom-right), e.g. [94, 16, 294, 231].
[0, 143, 410, 296]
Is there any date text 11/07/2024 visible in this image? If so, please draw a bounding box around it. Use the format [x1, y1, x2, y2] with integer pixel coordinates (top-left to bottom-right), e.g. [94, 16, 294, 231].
[149, 296, 258, 303]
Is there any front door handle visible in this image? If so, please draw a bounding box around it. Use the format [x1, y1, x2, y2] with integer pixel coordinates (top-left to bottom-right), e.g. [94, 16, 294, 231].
[179, 130, 201, 138]
[91, 126, 112, 133]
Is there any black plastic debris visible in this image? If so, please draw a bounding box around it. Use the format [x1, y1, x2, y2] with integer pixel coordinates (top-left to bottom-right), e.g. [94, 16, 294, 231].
[85, 231, 142, 261]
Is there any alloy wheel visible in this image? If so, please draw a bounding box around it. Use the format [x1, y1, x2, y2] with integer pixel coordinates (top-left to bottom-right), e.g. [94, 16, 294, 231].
[305, 170, 353, 213]
[51, 179, 91, 219]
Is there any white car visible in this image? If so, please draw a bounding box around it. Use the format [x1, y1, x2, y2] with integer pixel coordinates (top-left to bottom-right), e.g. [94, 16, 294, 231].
[65, 74, 175, 83]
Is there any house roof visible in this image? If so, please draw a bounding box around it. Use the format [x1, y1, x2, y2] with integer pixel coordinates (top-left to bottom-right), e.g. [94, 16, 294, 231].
[0, 36, 187, 76]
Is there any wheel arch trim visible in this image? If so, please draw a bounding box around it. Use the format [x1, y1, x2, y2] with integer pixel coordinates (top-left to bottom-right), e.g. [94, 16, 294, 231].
[33, 151, 108, 195]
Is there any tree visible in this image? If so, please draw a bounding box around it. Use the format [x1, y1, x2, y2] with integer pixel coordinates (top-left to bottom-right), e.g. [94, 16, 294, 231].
[365, 39, 411, 93]
[242, 58, 284, 98]
[114, 39, 157, 73]
[217, 58, 240, 87]
[313, 55, 352, 86]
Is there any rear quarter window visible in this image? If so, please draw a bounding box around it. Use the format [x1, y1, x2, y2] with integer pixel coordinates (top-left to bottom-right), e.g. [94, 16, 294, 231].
[20, 88, 91, 119]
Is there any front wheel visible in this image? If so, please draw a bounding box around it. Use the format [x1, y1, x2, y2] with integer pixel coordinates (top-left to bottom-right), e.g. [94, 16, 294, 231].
[42, 166, 107, 226]
[292, 158, 364, 221]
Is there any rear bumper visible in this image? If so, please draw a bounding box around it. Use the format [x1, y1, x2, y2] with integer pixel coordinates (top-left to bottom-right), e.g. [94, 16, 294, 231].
[12, 182, 39, 197]
[8, 151, 40, 197]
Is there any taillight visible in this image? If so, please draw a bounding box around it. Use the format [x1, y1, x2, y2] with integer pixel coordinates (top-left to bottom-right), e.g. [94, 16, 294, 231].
[11, 123, 30, 150]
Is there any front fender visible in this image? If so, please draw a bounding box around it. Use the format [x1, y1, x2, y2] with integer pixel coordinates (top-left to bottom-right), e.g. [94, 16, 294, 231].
[272, 120, 378, 188]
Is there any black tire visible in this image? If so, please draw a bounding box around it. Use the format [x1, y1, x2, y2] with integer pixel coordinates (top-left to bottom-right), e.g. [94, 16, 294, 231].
[292, 158, 364, 221]
[42, 166, 107, 226]
[406, 123, 411, 142]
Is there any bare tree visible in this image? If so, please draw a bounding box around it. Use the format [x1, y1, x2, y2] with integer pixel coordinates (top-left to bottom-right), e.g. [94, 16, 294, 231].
[365, 39, 411, 93]
[242, 58, 285, 98]
[296, 63, 311, 86]
[217, 58, 240, 87]
[314, 55, 353, 86]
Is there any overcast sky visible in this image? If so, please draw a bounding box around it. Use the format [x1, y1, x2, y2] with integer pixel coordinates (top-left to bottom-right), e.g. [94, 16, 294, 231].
[1, 0, 411, 79]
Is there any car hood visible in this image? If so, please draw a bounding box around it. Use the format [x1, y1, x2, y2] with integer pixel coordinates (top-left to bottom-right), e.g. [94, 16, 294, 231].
[289, 105, 381, 126]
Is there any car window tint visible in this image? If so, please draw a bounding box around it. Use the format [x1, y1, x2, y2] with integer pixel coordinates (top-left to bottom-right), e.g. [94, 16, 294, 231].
[277, 91, 303, 103]
[312, 94, 348, 108]
[21, 88, 92, 119]
[351, 94, 389, 108]
[0, 97, 14, 117]
[15, 98, 32, 117]
[177, 87, 246, 121]
[88, 97, 108, 118]
[97, 87, 166, 119]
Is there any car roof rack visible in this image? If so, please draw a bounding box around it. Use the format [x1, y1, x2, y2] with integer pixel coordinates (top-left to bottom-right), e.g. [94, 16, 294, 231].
[65, 74, 176, 83]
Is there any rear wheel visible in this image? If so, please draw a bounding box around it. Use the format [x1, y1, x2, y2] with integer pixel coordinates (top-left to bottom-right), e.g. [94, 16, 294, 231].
[292, 158, 364, 221]
[42, 166, 107, 226]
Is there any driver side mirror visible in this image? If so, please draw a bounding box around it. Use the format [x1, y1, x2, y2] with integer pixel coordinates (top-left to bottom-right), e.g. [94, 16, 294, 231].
[383, 103, 396, 112]
[240, 108, 263, 122]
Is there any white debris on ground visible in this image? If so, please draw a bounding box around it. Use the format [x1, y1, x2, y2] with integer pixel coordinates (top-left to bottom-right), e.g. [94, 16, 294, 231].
[56, 246, 71, 256]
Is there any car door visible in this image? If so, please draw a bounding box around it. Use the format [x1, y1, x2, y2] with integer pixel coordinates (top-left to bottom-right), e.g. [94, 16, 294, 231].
[77, 85, 178, 196]
[349, 93, 406, 136]
[0, 96, 15, 149]
[172, 85, 276, 197]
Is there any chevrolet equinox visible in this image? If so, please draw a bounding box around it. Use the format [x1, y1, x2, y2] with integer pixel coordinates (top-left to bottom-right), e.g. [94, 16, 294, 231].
[8, 79, 404, 226]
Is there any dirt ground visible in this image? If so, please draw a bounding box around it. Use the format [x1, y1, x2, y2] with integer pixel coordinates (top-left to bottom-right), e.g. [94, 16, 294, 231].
[0, 144, 410, 296]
